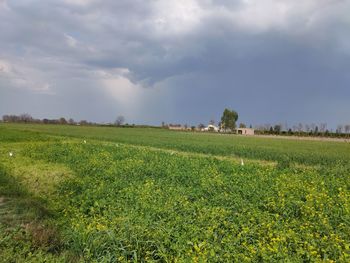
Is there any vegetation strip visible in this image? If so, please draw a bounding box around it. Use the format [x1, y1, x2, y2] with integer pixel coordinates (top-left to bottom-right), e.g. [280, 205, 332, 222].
[0, 124, 349, 261]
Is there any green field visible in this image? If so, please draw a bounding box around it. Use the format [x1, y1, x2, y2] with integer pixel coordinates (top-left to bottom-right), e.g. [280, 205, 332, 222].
[1, 123, 350, 262]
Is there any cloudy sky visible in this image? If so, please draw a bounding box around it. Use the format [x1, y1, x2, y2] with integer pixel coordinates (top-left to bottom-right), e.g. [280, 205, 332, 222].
[1, 0, 349, 128]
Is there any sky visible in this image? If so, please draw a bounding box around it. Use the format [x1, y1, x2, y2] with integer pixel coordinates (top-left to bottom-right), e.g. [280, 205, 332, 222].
[1, 0, 350, 128]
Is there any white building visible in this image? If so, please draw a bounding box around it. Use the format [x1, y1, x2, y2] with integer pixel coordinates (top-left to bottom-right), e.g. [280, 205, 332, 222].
[202, 124, 219, 132]
[236, 128, 255, 135]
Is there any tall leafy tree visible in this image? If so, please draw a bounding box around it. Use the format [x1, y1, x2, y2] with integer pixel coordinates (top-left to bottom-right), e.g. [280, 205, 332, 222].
[221, 108, 238, 131]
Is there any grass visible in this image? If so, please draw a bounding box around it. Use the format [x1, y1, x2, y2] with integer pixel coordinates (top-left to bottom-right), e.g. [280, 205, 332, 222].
[0, 164, 67, 262]
[2, 123, 350, 167]
[0, 123, 350, 261]
[0, 142, 75, 262]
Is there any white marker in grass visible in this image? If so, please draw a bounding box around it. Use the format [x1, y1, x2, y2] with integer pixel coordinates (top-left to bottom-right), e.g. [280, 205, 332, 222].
[83, 140, 87, 144]
[9, 152, 13, 157]
[240, 158, 244, 166]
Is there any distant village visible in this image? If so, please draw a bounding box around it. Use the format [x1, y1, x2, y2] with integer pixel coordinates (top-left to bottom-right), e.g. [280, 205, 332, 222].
[166, 123, 255, 135]
[2, 113, 350, 139]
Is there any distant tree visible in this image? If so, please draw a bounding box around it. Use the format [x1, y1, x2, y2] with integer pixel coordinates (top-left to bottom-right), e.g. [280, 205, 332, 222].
[274, 124, 282, 134]
[19, 113, 33, 123]
[297, 123, 303, 133]
[336, 124, 343, 134]
[315, 126, 319, 134]
[220, 108, 238, 131]
[264, 124, 271, 131]
[310, 123, 316, 132]
[115, 115, 125, 126]
[68, 118, 75, 125]
[80, 120, 88, 125]
[269, 126, 274, 133]
[191, 126, 196, 131]
[239, 123, 246, 128]
[249, 124, 252, 128]
[198, 123, 205, 130]
[305, 124, 310, 133]
[2, 115, 9, 122]
[209, 119, 216, 125]
[345, 124, 350, 134]
[59, 117, 67, 125]
[320, 123, 327, 133]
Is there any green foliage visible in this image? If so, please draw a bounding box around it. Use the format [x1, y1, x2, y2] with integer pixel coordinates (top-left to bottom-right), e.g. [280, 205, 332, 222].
[1, 124, 350, 261]
[221, 108, 238, 131]
[2, 123, 349, 166]
[0, 165, 70, 262]
[276, 155, 292, 170]
[0, 125, 53, 143]
[21, 142, 350, 261]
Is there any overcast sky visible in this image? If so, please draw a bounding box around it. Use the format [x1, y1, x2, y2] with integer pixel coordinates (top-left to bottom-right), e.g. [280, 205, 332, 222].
[1, 0, 349, 128]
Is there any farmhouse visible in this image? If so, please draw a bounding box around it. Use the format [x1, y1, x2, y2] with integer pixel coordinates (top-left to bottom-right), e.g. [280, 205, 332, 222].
[168, 125, 184, 131]
[236, 128, 255, 135]
[202, 124, 219, 132]
[168, 124, 192, 131]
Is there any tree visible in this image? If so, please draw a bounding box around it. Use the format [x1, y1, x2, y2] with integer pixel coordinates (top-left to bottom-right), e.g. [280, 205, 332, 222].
[336, 124, 343, 134]
[79, 120, 88, 125]
[115, 115, 125, 126]
[209, 119, 216, 125]
[345, 124, 350, 134]
[305, 124, 310, 133]
[315, 126, 319, 134]
[198, 123, 205, 130]
[19, 113, 33, 123]
[220, 108, 238, 131]
[297, 123, 303, 133]
[310, 123, 316, 132]
[274, 124, 282, 134]
[320, 123, 327, 133]
[59, 117, 67, 125]
[239, 123, 246, 128]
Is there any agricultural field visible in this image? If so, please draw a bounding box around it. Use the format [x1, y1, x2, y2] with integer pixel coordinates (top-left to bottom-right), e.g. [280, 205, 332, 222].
[0, 123, 350, 262]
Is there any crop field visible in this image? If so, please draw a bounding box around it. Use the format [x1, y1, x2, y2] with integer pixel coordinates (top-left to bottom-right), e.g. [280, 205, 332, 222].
[0, 123, 350, 262]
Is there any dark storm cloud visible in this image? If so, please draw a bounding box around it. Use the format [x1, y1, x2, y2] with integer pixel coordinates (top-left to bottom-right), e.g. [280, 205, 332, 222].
[0, 0, 349, 126]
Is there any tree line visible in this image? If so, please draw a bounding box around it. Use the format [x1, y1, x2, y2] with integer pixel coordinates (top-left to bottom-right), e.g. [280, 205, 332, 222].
[1, 114, 127, 127]
[3, 113, 350, 138]
[254, 122, 350, 138]
[2, 114, 90, 125]
[1, 114, 161, 129]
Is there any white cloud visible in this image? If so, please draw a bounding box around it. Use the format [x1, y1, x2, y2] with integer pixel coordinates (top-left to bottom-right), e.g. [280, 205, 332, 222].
[0, 60, 12, 74]
[63, 0, 96, 7]
[64, 33, 78, 48]
[0, 59, 54, 94]
[152, 0, 203, 35]
[1, 0, 349, 124]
